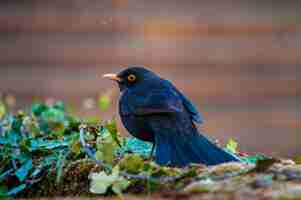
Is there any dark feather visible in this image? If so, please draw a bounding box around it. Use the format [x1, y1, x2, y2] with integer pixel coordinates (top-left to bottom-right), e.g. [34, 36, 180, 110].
[165, 80, 203, 124]
[116, 66, 240, 167]
[149, 113, 239, 167]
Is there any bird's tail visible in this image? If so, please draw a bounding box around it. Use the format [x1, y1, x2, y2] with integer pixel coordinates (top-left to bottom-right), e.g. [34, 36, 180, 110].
[154, 125, 240, 167]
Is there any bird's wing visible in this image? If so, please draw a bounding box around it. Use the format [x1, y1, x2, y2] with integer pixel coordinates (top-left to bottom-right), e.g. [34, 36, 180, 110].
[120, 87, 184, 116]
[177, 90, 203, 124]
[164, 80, 203, 124]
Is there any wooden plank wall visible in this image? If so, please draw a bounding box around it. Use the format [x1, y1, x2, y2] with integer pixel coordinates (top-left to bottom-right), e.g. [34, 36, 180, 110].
[0, 0, 299, 157]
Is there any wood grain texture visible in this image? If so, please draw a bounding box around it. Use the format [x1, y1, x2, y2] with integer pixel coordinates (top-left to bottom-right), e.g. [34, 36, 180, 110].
[0, 0, 299, 157]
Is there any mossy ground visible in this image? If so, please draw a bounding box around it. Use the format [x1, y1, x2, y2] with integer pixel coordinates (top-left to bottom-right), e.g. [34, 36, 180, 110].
[1, 102, 301, 200]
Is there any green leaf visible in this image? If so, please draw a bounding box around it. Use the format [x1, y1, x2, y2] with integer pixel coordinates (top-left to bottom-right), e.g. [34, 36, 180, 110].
[6, 184, 26, 196]
[0, 169, 13, 181]
[11, 152, 31, 164]
[0, 101, 6, 119]
[105, 120, 122, 147]
[98, 95, 111, 111]
[31, 103, 48, 117]
[151, 166, 181, 178]
[0, 185, 9, 199]
[294, 155, 301, 164]
[70, 140, 81, 155]
[15, 159, 33, 182]
[241, 154, 267, 164]
[29, 139, 69, 151]
[121, 137, 152, 157]
[41, 108, 65, 122]
[111, 177, 130, 195]
[7, 131, 20, 145]
[225, 138, 238, 154]
[85, 116, 101, 124]
[89, 166, 129, 195]
[119, 154, 144, 174]
[96, 128, 119, 165]
[56, 150, 68, 184]
[53, 101, 65, 111]
[95, 144, 115, 165]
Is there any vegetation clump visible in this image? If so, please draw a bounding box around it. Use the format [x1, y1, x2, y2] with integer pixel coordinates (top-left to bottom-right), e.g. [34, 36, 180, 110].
[1, 101, 301, 199]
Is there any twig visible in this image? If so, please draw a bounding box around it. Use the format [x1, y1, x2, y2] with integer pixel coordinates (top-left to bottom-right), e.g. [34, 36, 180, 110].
[0, 169, 14, 181]
[79, 125, 111, 171]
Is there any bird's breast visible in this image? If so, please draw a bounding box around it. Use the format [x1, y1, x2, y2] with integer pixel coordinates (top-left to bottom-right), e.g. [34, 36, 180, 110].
[120, 114, 155, 142]
[119, 93, 154, 142]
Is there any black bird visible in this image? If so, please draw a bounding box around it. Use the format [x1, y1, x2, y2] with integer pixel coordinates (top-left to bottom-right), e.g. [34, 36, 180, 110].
[103, 67, 240, 167]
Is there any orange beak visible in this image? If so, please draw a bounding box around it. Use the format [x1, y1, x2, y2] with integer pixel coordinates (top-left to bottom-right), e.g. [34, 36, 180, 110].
[103, 73, 122, 82]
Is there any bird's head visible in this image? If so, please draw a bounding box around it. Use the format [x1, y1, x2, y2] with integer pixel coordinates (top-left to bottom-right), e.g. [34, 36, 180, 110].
[103, 67, 160, 91]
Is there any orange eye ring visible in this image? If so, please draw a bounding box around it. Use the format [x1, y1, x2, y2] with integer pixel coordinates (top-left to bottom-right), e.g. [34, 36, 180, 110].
[127, 74, 136, 82]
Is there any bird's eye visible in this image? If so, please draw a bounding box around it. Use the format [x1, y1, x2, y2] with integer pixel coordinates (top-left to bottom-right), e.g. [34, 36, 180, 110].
[127, 74, 136, 82]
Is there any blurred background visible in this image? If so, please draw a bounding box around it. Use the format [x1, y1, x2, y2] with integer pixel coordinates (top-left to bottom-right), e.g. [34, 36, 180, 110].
[0, 0, 299, 157]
